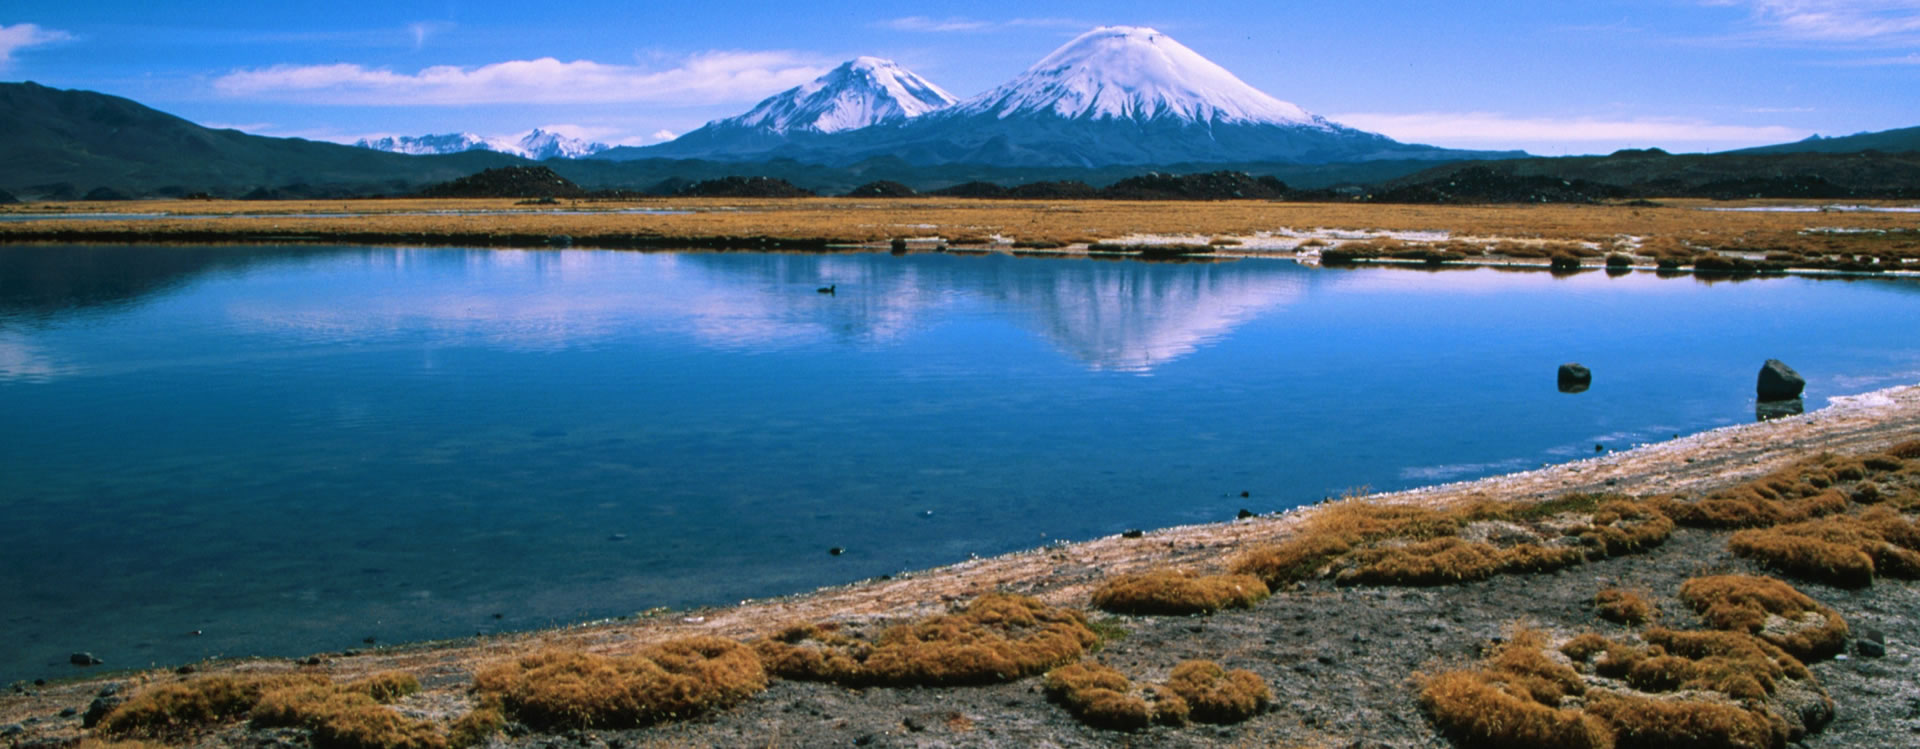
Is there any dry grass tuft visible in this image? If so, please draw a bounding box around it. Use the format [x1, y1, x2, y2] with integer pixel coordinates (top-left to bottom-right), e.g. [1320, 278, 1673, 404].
[1728, 507, 1920, 588]
[1583, 692, 1784, 749]
[756, 593, 1098, 687]
[473, 636, 766, 731]
[1163, 660, 1270, 724]
[1232, 494, 1669, 588]
[251, 684, 446, 749]
[1042, 661, 1189, 730]
[447, 707, 506, 749]
[345, 671, 421, 703]
[1090, 569, 1270, 615]
[98, 673, 328, 740]
[1593, 588, 1656, 625]
[1426, 625, 1829, 749]
[1419, 629, 1614, 748]
[1679, 575, 1848, 659]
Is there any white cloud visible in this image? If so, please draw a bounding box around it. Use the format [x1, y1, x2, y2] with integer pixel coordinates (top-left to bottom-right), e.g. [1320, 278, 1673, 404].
[649, 129, 679, 142]
[1707, 0, 1920, 43]
[1332, 111, 1809, 149]
[0, 23, 72, 66]
[212, 51, 828, 106]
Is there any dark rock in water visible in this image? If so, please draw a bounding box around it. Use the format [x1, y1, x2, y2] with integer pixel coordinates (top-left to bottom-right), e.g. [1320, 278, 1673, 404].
[1757, 359, 1806, 401]
[1557, 363, 1592, 393]
[1756, 398, 1804, 422]
[83, 696, 123, 728]
[890, 238, 909, 252]
[1857, 628, 1887, 658]
[1240, 490, 1251, 498]
[1237, 508, 1255, 519]
[1121, 529, 1145, 538]
[547, 234, 572, 247]
[827, 546, 844, 556]
[69, 652, 101, 666]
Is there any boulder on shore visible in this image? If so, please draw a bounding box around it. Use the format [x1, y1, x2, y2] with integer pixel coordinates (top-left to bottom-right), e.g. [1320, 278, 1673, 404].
[1758, 359, 1806, 401]
[1557, 363, 1592, 393]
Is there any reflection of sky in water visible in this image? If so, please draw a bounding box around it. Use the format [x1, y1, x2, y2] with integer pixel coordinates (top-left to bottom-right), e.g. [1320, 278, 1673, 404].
[1, 244, 1918, 681]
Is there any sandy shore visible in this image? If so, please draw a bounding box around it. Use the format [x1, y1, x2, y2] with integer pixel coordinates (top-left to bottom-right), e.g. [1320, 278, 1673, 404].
[5, 381, 1918, 746]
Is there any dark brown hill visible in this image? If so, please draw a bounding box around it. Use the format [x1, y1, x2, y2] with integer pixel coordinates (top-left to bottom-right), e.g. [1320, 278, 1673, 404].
[417, 166, 585, 198]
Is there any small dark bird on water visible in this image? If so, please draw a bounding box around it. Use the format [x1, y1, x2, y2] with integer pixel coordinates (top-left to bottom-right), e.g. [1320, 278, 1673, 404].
[817, 284, 836, 294]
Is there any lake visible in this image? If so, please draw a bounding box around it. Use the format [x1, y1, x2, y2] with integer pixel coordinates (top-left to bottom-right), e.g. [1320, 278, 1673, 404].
[2, 244, 1917, 682]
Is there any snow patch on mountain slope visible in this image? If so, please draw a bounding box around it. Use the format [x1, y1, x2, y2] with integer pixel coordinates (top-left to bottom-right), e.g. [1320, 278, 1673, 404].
[954, 26, 1327, 127]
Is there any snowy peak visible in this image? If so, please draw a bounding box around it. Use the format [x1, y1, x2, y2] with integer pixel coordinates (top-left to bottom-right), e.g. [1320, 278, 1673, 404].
[717, 57, 958, 135]
[514, 129, 611, 160]
[957, 26, 1325, 127]
[354, 129, 610, 159]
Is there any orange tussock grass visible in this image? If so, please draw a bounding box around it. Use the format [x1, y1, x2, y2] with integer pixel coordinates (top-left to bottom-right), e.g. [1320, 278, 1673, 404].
[1430, 625, 1825, 749]
[98, 673, 328, 740]
[447, 707, 506, 749]
[1728, 507, 1920, 588]
[344, 671, 421, 703]
[250, 684, 446, 749]
[1090, 569, 1271, 615]
[1163, 660, 1271, 724]
[1658, 449, 1915, 530]
[1625, 628, 1811, 701]
[755, 593, 1098, 687]
[1678, 575, 1849, 660]
[473, 636, 766, 731]
[1418, 628, 1613, 749]
[1232, 494, 1670, 588]
[1042, 661, 1189, 731]
[1593, 588, 1656, 626]
[1582, 692, 1783, 749]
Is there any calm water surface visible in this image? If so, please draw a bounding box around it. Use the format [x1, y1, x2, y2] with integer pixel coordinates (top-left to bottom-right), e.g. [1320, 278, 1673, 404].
[2, 245, 1917, 681]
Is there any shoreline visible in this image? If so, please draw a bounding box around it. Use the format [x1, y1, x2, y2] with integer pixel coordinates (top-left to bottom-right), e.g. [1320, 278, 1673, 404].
[3, 196, 1915, 282]
[6, 381, 1918, 745]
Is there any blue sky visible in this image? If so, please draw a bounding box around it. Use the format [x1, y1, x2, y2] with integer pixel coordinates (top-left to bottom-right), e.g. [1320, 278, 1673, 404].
[3, 1, 1917, 155]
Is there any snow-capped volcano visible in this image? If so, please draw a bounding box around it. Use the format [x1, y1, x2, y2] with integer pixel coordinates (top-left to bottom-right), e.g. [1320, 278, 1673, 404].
[632, 57, 957, 160]
[722, 56, 958, 135]
[356, 129, 609, 160]
[957, 26, 1324, 127]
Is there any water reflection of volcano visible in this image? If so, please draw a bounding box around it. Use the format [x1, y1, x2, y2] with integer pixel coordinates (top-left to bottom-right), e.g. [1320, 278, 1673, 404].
[678, 252, 1308, 372]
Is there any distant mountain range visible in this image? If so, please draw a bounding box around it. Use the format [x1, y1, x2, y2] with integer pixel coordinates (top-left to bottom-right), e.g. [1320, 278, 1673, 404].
[2, 21, 1919, 201]
[1728, 126, 1920, 156]
[355, 129, 611, 160]
[606, 26, 1523, 167]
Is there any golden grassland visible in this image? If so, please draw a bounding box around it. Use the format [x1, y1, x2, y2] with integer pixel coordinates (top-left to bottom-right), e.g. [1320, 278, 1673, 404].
[0, 198, 1915, 261]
